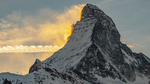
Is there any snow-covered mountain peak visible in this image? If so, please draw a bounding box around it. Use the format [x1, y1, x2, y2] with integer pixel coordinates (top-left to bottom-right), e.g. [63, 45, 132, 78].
[34, 4, 150, 83]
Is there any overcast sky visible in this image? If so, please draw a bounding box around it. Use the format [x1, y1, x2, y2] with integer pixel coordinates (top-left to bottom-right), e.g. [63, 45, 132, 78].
[0, 0, 150, 74]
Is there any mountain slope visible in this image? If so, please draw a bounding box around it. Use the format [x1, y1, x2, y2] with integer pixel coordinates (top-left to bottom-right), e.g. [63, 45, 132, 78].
[40, 4, 150, 83]
[0, 4, 150, 84]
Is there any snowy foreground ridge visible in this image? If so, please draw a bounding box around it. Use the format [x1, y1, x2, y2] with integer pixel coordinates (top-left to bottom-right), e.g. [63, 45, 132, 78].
[0, 4, 150, 84]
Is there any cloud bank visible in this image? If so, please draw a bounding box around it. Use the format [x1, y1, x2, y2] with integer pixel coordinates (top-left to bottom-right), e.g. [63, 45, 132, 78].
[0, 4, 85, 75]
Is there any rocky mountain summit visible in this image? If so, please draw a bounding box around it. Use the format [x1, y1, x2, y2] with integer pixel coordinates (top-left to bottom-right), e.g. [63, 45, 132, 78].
[0, 4, 150, 84]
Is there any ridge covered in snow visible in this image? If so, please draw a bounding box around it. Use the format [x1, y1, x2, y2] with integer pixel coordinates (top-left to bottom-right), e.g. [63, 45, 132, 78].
[0, 4, 150, 84]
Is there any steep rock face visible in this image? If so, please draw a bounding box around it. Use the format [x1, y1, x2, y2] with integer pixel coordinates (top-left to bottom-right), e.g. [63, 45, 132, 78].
[71, 4, 134, 83]
[133, 52, 150, 77]
[29, 59, 42, 73]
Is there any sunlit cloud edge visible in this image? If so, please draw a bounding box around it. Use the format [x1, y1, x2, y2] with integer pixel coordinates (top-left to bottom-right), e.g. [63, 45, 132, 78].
[0, 45, 63, 53]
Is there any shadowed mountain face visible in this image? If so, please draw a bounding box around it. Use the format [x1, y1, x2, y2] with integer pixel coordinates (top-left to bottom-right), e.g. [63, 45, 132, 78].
[0, 4, 150, 84]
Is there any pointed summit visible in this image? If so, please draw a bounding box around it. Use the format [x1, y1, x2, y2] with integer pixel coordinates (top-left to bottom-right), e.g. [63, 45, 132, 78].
[81, 4, 120, 42]
[81, 4, 104, 19]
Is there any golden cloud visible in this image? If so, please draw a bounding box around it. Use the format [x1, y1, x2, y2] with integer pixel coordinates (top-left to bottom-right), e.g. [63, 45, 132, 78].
[0, 4, 85, 47]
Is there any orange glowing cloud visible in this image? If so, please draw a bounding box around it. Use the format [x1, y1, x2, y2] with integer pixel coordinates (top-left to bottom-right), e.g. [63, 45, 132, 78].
[39, 4, 85, 46]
